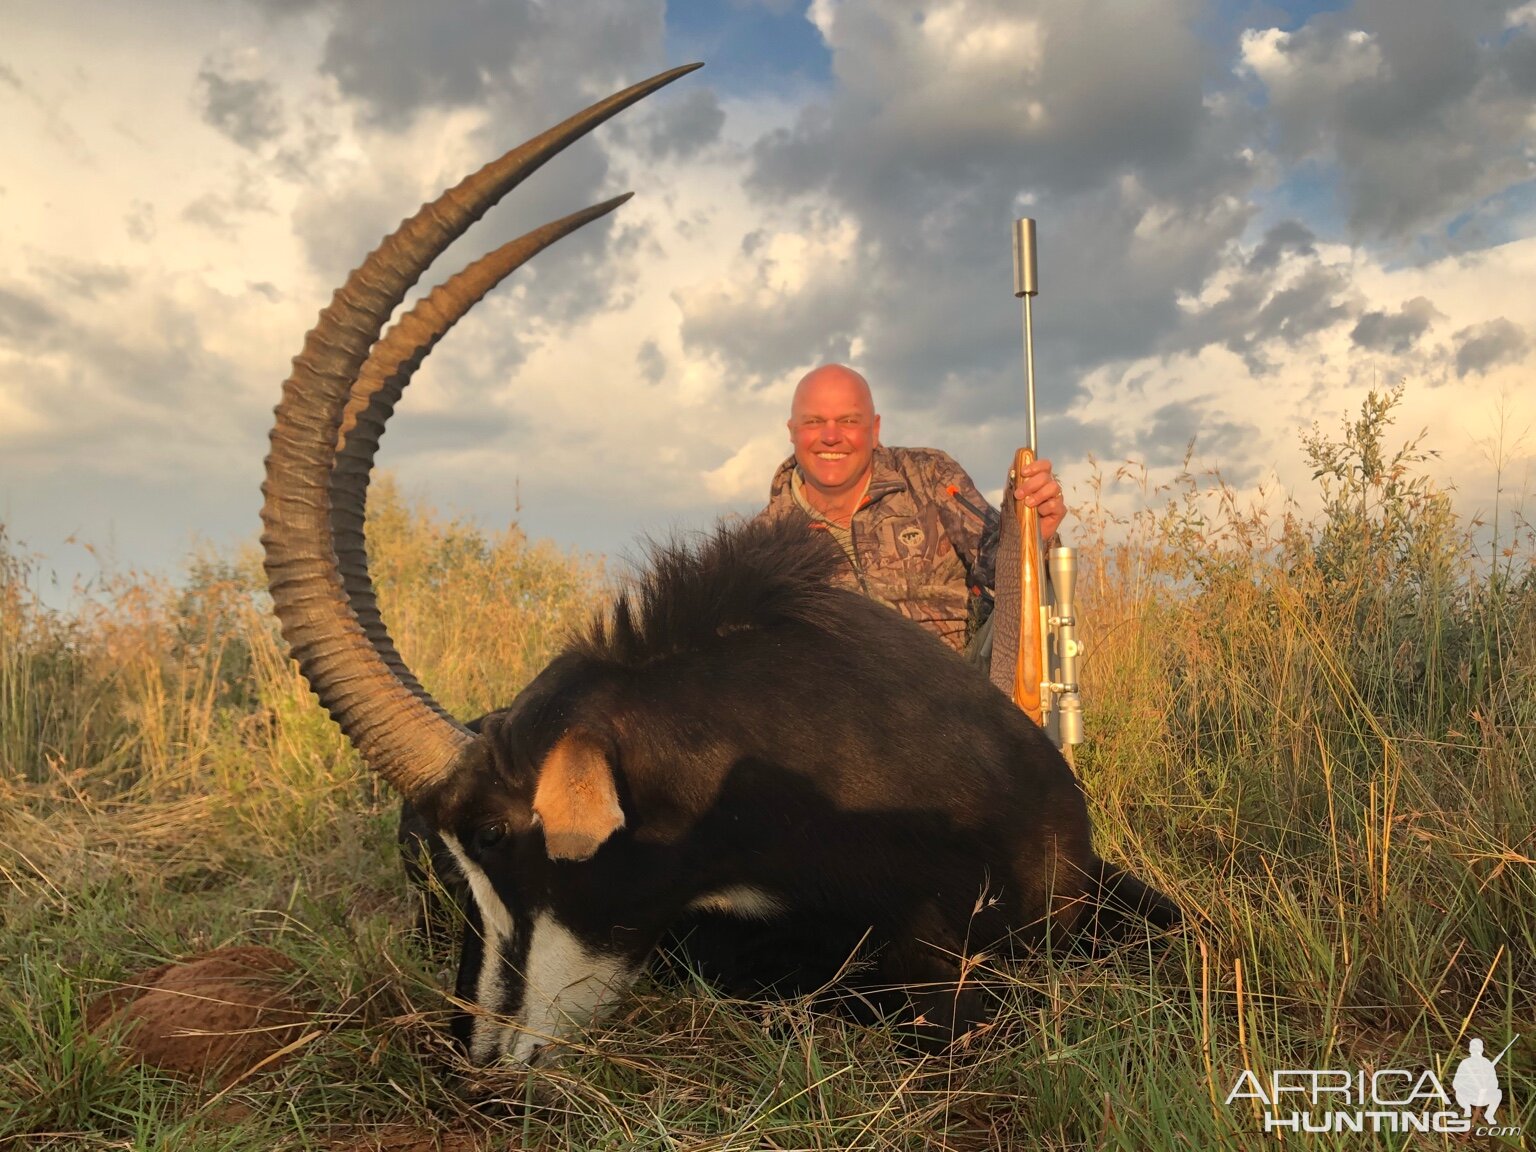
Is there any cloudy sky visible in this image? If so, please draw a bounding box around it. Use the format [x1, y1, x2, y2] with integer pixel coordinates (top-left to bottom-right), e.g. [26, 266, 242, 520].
[3, 0, 1533, 595]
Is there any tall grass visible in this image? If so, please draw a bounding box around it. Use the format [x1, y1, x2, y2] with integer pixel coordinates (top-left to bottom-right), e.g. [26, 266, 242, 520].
[1, 394, 1531, 1150]
[1073, 387, 1533, 1143]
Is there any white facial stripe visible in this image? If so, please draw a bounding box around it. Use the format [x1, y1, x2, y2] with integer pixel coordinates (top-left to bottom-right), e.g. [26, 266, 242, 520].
[510, 911, 636, 1064]
[686, 885, 785, 920]
[440, 832, 517, 1063]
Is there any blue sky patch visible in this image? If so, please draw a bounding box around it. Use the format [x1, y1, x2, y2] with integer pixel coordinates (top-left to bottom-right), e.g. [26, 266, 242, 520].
[665, 0, 833, 95]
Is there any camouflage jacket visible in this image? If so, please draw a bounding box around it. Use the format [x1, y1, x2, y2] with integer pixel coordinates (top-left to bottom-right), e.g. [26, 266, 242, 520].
[763, 446, 998, 651]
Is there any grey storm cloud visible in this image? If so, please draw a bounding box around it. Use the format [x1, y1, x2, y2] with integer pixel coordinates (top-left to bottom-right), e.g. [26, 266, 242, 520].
[1504, 22, 1536, 95]
[125, 200, 157, 243]
[632, 88, 725, 161]
[750, 0, 1223, 204]
[242, 0, 324, 12]
[677, 0, 1263, 423]
[636, 338, 667, 385]
[1145, 399, 1263, 483]
[667, 0, 1533, 444]
[1168, 229, 1362, 373]
[677, 213, 864, 386]
[1248, 265, 1357, 352]
[1350, 295, 1443, 354]
[181, 166, 273, 239]
[288, 121, 639, 355]
[0, 284, 62, 352]
[195, 65, 285, 150]
[680, 283, 858, 386]
[0, 278, 269, 484]
[1454, 317, 1530, 377]
[1240, 0, 1536, 242]
[191, 44, 341, 188]
[317, 3, 542, 128]
[1245, 221, 1317, 274]
[273, 0, 682, 360]
[310, 0, 666, 129]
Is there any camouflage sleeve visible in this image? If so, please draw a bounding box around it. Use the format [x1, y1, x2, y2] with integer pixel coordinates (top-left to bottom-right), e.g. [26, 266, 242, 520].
[931, 452, 999, 591]
[760, 456, 799, 523]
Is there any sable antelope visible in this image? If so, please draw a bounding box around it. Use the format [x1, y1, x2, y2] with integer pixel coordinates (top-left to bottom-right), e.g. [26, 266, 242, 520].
[261, 64, 1176, 1066]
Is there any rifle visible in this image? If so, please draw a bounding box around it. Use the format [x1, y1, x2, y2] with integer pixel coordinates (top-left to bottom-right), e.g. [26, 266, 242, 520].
[1489, 1035, 1520, 1065]
[988, 219, 1084, 752]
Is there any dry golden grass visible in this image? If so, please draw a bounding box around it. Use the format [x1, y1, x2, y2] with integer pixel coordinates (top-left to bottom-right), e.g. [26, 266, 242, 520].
[2, 393, 1532, 1148]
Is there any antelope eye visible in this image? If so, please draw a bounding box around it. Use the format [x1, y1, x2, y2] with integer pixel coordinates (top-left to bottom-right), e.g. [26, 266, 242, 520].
[473, 824, 506, 852]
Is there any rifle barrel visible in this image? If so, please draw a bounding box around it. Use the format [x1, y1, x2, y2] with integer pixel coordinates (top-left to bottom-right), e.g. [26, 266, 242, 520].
[1012, 218, 1038, 453]
[1011, 218, 1038, 298]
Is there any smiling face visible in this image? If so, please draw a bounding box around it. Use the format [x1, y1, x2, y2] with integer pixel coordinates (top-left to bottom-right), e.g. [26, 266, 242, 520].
[787, 365, 880, 508]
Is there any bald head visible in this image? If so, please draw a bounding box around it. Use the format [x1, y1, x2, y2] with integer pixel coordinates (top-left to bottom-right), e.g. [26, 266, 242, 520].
[787, 364, 881, 509]
[791, 364, 875, 419]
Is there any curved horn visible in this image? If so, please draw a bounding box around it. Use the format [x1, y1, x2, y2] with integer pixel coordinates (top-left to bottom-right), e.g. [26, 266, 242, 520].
[262, 63, 702, 801]
[331, 195, 634, 720]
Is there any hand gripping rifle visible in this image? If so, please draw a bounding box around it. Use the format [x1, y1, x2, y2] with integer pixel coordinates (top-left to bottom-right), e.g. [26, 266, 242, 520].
[987, 219, 1084, 753]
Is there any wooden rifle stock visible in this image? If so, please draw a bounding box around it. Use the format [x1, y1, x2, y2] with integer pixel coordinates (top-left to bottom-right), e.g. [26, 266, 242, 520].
[1010, 446, 1046, 725]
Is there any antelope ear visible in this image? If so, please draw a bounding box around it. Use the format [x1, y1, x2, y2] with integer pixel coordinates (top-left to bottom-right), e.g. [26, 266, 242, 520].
[532, 732, 625, 861]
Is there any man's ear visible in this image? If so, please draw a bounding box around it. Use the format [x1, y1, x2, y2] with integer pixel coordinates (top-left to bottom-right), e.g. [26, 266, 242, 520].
[532, 731, 625, 862]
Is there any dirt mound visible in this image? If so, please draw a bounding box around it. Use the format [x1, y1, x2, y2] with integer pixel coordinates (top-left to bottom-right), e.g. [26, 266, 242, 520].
[87, 945, 314, 1087]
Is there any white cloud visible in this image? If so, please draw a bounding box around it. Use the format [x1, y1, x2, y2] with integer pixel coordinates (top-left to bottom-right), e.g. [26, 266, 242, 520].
[0, 0, 1532, 596]
[1236, 2, 1536, 241]
[702, 433, 791, 502]
[1069, 234, 1536, 534]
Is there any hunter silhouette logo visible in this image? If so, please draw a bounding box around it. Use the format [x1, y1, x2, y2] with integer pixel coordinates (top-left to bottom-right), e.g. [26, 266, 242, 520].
[1453, 1037, 1516, 1125]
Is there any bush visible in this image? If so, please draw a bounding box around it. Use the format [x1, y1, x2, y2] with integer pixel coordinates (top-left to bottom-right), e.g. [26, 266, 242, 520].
[1075, 385, 1535, 1036]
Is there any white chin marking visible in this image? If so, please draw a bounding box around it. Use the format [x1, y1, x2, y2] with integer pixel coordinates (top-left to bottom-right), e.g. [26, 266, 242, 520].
[510, 911, 635, 1065]
[440, 833, 517, 1063]
[687, 885, 785, 920]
